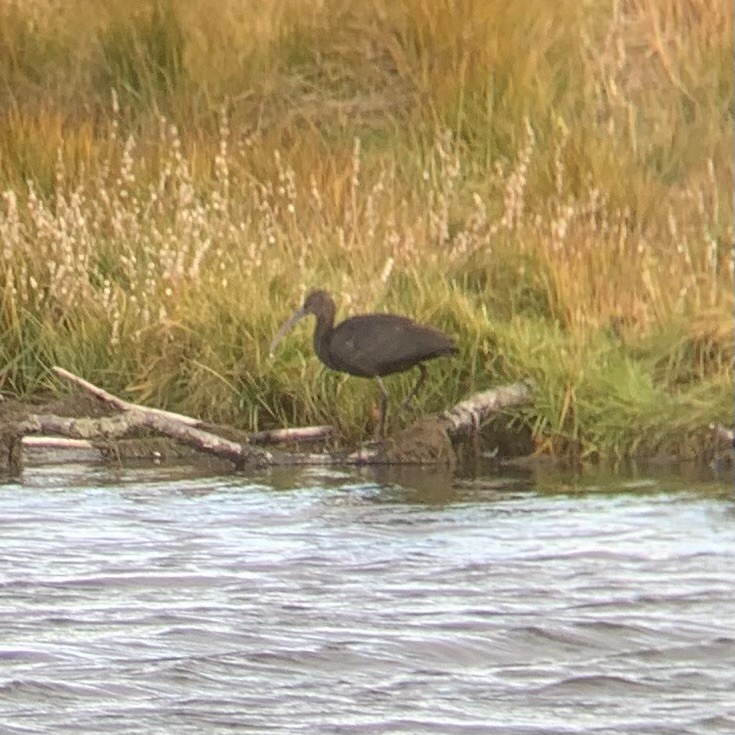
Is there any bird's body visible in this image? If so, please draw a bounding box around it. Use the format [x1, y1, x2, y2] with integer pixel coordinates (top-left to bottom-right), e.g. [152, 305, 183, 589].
[270, 290, 457, 437]
[314, 313, 456, 377]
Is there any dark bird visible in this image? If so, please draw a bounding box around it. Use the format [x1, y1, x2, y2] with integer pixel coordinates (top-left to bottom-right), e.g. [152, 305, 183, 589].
[269, 290, 458, 437]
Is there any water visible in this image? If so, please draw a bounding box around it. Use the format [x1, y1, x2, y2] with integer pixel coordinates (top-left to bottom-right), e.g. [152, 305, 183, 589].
[1, 460, 733, 735]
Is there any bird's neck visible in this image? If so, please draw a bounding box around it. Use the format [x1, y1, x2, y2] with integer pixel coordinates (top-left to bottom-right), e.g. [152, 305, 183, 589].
[312, 304, 336, 366]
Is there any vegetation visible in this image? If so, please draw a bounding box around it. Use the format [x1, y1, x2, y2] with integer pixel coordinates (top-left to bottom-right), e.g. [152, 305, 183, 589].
[0, 0, 732, 459]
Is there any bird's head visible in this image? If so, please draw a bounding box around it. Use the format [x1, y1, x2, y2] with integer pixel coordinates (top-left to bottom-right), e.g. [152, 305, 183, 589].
[302, 290, 333, 316]
[269, 290, 336, 356]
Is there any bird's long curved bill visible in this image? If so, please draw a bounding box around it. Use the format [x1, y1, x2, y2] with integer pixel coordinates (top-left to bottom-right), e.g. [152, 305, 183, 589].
[269, 307, 307, 356]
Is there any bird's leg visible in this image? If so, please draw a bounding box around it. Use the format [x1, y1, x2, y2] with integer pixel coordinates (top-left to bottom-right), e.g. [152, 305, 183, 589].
[374, 376, 389, 439]
[398, 363, 428, 412]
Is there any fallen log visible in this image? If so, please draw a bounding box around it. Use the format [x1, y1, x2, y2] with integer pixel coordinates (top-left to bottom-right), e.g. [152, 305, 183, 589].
[1, 367, 534, 474]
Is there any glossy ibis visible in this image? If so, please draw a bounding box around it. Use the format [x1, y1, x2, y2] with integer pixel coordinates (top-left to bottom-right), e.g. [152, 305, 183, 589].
[269, 290, 458, 437]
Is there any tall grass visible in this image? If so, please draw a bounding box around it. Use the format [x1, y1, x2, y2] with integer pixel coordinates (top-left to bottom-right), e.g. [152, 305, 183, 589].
[0, 0, 732, 458]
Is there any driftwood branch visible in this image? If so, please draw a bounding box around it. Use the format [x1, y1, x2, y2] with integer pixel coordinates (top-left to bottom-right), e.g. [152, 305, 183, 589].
[22, 436, 94, 450]
[440, 381, 533, 438]
[3, 368, 534, 473]
[16, 408, 260, 470]
[51, 366, 337, 445]
[249, 425, 336, 444]
[52, 366, 202, 426]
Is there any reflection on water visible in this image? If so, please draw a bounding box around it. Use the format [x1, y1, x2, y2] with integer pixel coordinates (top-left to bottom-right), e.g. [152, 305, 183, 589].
[0, 461, 733, 735]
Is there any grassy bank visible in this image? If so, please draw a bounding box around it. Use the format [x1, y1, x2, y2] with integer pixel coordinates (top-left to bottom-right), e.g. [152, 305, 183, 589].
[0, 0, 732, 460]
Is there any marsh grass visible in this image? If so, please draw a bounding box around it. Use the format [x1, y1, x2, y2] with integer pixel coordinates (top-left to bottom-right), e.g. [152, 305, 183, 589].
[0, 0, 732, 458]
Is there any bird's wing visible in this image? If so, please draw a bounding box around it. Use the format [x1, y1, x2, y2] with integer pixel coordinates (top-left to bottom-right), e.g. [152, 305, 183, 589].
[329, 315, 455, 377]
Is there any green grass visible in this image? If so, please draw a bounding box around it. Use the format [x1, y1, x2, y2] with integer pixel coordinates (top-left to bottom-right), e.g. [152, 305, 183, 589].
[0, 0, 732, 460]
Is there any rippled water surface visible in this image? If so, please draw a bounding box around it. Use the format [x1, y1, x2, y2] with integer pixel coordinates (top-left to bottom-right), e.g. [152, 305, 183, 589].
[1, 461, 733, 735]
